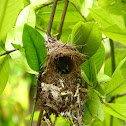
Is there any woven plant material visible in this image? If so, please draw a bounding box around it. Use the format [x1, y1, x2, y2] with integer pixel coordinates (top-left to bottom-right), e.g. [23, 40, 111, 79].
[38, 36, 88, 125]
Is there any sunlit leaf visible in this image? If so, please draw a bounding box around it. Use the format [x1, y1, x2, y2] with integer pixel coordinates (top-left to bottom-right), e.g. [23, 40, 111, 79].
[72, 21, 102, 57]
[11, 43, 25, 53]
[23, 24, 47, 71]
[0, 0, 23, 41]
[15, 5, 36, 44]
[102, 24, 126, 47]
[5, 28, 36, 74]
[107, 57, 126, 96]
[120, 60, 126, 79]
[30, 0, 49, 9]
[97, 0, 126, 15]
[103, 103, 126, 121]
[85, 88, 104, 121]
[89, 8, 125, 30]
[0, 55, 9, 95]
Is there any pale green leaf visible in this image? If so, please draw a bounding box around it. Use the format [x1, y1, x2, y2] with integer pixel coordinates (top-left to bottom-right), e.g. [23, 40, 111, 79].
[120, 58, 126, 79]
[103, 103, 126, 121]
[0, 0, 23, 41]
[102, 24, 126, 47]
[98, 0, 126, 15]
[5, 28, 36, 74]
[89, 7, 126, 30]
[0, 55, 9, 95]
[15, 5, 36, 44]
[85, 88, 104, 121]
[107, 57, 126, 96]
[30, 0, 49, 9]
[81, 0, 93, 17]
[72, 22, 102, 57]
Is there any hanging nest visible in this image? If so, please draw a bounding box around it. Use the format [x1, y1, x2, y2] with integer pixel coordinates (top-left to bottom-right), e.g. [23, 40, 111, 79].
[38, 36, 88, 126]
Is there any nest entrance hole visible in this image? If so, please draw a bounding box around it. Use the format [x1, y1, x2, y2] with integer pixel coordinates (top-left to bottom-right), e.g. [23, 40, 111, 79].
[54, 56, 74, 74]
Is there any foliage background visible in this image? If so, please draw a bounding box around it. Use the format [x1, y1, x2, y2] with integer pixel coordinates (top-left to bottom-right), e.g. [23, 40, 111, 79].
[0, 0, 126, 126]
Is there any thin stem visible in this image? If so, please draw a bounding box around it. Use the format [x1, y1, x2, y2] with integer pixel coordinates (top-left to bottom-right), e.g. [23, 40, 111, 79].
[57, 0, 69, 40]
[37, 107, 43, 126]
[109, 39, 116, 73]
[29, 73, 42, 126]
[71, 3, 87, 22]
[35, 0, 62, 11]
[0, 49, 16, 56]
[109, 93, 126, 103]
[46, 0, 58, 36]
[35, 26, 46, 33]
[109, 39, 116, 126]
[29, 98, 37, 126]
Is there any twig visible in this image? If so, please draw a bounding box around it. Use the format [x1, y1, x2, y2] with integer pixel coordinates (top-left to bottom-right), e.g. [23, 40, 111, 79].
[37, 107, 43, 126]
[0, 49, 16, 56]
[35, 26, 46, 33]
[71, 3, 87, 22]
[109, 39, 116, 73]
[109, 93, 126, 103]
[46, 0, 58, 36]
[57, 0, 69, 40]
[35, 0, 62, 11]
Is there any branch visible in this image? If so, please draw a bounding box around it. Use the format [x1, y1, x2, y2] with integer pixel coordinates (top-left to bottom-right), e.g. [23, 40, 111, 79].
[57, 0, 69, 40]
[109, 39, 116, 73]
[0, 49, 16, 56]
[35, 26, 46, 33]
[35, 0, 62, 11]
[71, 3, 87, 22]
[37, 107, 43, 126]
[109, 93, 126, 103]
[46, 0, 58, 36]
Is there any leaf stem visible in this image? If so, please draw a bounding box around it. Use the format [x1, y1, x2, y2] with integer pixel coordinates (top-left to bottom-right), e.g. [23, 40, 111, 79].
[109, 39, 116, 126]
[46, 0, 58, 36]
[109, 39, 116, 73]
[0, 49, 16, 56]
[71, 3, 87, 22]
[57, 0, 69, 40]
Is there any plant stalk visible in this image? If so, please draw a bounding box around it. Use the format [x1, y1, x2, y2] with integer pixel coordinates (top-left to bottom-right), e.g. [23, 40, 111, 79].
[109, 39, 116, 126]
[109, 39, 116, 73]
[46, 0, 58, 36]
[57, 0, 69, 40]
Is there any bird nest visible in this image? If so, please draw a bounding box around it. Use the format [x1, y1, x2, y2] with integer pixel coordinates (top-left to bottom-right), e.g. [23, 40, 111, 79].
[38, 36, 88, 125]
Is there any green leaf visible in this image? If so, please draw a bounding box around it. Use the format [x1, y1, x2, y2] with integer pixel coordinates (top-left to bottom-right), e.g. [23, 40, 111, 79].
[97, 0, 126, 15]
[102, 24, 126, 47]
[120, 60, 126, 79]
[85, 88, 104, 121]
[5, 28, 36, 74]
[97, 73, 111, 84]
[0, 55, 9, 95]
[82, 43, 105, 79]
[89, 8, 125, 29]
[15, 5, 36, 44]
[11, 43, 25, 53]
[72, 22, 102, 57]
[103, 103, 126, 121]
[0, 0, 23, 41]
[23, 24, 47, 71]
[69, 0, 81, 7]
[107, 57, 126, 96]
